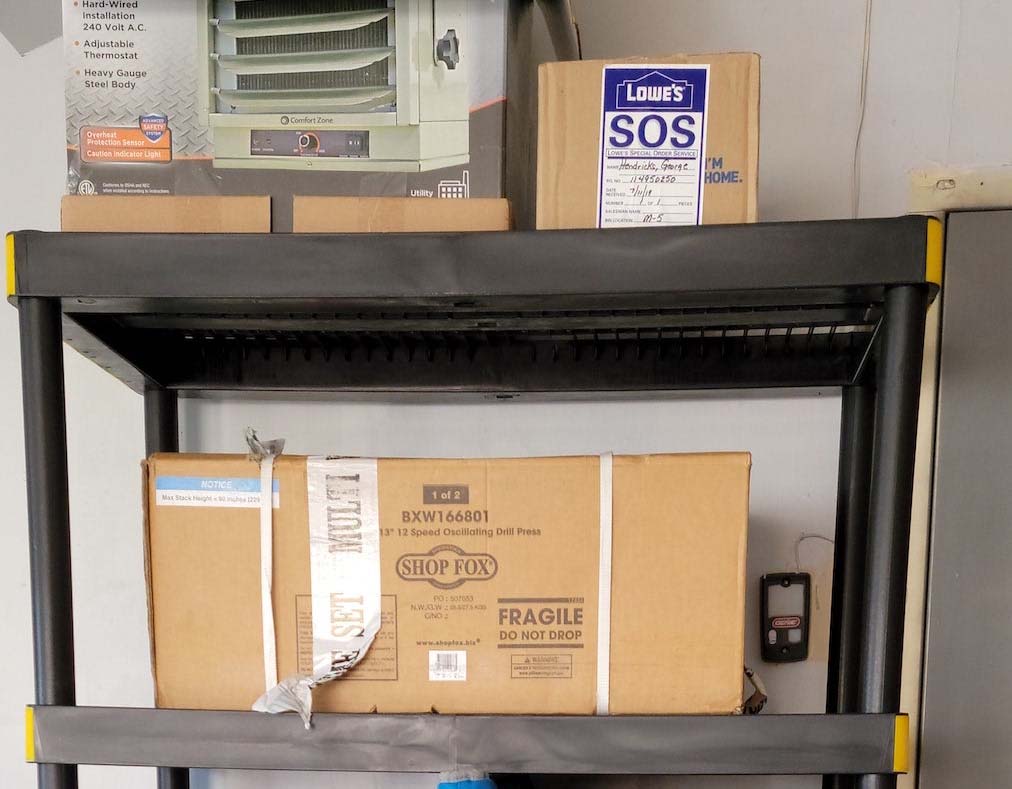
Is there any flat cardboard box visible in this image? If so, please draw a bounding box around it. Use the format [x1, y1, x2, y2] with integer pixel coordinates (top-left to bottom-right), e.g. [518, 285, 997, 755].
[61, 196, 271, 233]
[536, 53, 760, 229]
[293, 197, 512, 233]
[145, 452, 749, 715]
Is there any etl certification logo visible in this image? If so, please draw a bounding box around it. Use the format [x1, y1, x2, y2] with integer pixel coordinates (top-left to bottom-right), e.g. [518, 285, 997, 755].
[139, 113, 168, 143]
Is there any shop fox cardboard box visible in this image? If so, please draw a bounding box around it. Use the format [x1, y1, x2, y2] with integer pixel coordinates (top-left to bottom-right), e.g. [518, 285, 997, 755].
[145, 452, 750, 715]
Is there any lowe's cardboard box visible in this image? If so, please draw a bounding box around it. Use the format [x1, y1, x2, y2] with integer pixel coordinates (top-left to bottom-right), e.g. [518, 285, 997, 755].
[63, 0, 513, 230]
[145, 452, 750, 715]
[537, 54, 760, 229]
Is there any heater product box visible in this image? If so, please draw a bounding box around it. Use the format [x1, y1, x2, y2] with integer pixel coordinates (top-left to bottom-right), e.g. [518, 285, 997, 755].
[537, 53, 760, 230]
[63, 0, 510, 230]
[144, 451, 750, 715]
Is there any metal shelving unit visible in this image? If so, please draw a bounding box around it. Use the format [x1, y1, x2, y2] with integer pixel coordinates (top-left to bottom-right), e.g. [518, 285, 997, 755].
[8, 215, 941, 789]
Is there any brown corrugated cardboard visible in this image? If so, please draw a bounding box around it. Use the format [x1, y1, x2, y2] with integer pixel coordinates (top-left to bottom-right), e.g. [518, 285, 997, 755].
[536, 54, 760, 229]
[145, 452, 749, 715]
[61, 196, 271, 233]
[293, 197, 512, 233]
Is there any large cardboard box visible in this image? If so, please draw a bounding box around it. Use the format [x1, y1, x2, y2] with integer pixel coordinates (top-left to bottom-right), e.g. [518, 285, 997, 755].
[145, 452, 749, 715]
[293, 196, 512, 233]
[537, 54, 760, 229]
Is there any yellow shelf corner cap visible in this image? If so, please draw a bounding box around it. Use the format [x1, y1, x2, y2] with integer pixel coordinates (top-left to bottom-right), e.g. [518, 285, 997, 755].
[5, 233, 15, 298]
[925, 217, 943, 287]
[893, 713, 910, 774]
[25, 706, 35, 763]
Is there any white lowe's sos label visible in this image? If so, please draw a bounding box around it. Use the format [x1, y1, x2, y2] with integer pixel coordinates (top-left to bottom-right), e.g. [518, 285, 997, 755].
[596, 65, 710, 227]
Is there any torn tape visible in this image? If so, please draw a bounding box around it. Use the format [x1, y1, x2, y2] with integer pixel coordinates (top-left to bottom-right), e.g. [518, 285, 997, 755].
[254, 457, 382, 728]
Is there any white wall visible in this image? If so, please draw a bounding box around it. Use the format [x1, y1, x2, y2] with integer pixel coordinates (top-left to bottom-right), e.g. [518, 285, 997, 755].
[0, 33, 152, 789]
[2, 1, 1011, 788]
[565, 0, 980, 222]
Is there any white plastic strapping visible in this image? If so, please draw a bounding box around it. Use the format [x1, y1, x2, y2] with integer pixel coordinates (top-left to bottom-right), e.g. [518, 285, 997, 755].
[259, 454, 278, 691]
[596, 452, 613, 715]
[244, 429, 285, 694]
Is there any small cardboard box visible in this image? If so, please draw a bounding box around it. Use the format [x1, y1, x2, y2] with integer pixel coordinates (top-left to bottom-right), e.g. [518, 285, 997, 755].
[537, 54, 760, 229]
[293, 197, 512, 233]
[61, 195, 272, 233]
[145, 452, 749, 715]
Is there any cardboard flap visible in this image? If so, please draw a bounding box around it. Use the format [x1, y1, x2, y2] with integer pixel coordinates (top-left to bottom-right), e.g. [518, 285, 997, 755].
[61, 196, 272, 232]
[293, 197, 512, 233]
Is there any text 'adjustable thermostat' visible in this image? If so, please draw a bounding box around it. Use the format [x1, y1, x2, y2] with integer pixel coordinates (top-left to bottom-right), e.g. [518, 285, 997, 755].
[250, 130, 369, 158]
[760, 572, 810, 662]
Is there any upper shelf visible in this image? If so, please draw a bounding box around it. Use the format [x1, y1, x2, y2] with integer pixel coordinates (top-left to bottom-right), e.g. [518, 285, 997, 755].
[6, 217, 940, 396]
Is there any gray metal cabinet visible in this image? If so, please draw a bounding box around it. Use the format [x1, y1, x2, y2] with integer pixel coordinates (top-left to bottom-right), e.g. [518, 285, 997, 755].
[919, 210, 1012, 786]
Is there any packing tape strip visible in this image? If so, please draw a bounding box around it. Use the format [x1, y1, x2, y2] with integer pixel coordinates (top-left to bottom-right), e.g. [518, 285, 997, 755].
[596, 452, 613, 715]
[306, 458, 382, 684]
[259, 455, 279, 692]
[253, 457, 383, 727]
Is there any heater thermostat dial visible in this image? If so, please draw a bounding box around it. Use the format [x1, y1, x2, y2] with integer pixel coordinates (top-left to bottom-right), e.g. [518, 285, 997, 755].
[436, 29, 460, 70]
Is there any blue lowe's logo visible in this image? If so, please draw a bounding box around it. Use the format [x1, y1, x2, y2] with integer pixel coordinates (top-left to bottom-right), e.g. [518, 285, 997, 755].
[616, 71, 694, 110]
[603, 66, 707, 114]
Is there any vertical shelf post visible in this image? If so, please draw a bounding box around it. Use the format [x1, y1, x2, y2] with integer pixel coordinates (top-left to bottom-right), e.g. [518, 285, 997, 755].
[19, 298, 77, 789]
[143, 386, 187, 789]
[857, 285, 929, 789]
[144, 387, 179, 456]
[824, 379, 876, 789]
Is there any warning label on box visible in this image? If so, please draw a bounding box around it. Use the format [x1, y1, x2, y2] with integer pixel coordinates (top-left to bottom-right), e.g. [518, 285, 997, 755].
[80, 125, 172, 164]
[511, 653, 573, 679]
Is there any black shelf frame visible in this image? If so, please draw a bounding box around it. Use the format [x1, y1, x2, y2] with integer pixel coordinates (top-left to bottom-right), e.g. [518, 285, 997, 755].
[26, 707, 907, 776]
[9, 215, 940, 789]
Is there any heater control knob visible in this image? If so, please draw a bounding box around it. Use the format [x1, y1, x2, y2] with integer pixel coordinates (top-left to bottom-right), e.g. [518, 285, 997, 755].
[298, 133, 319, 152]
[436, 29, 460, 70]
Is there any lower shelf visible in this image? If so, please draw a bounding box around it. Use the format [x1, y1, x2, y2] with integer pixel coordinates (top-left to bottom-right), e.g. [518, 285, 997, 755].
[26, 707, 907, 775]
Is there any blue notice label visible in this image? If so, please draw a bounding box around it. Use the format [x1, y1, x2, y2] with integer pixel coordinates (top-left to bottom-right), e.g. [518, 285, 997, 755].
[155, 476, 280, 509]
[156, 476, 279, 493]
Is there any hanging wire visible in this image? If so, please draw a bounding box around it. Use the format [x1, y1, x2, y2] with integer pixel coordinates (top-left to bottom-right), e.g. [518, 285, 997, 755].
[793, 532, 836, 613]
[851, 0, 874, 217]
[794, 533, 835, 573]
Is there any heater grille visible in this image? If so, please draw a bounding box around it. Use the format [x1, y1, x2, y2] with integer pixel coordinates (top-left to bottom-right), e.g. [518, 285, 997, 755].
[211, 0, 395, 112]
[235, 0, 389, 18]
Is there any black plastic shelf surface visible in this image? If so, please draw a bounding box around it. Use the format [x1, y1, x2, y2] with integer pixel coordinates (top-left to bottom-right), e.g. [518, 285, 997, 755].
[27, 707, 906, 775]
[7, 217, 937, 394]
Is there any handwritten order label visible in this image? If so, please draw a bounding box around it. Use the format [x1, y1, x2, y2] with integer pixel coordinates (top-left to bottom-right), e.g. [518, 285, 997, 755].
[596, 65, 709, 228]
